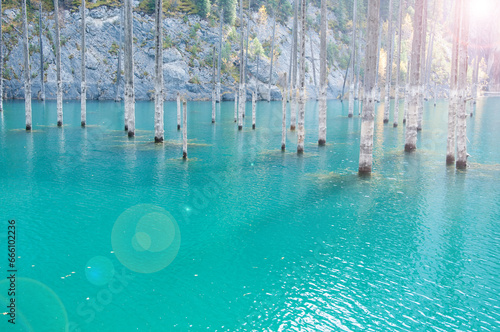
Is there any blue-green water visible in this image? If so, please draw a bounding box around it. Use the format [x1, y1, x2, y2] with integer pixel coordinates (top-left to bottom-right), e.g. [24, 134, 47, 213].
[0, 98, 499, 331]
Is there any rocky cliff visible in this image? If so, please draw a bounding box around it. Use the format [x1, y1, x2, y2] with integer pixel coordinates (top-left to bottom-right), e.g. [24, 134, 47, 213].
[2, 4, 347, 101]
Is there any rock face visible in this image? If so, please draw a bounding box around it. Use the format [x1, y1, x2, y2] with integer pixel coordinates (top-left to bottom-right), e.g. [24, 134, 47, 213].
[3, 5, 346, 101]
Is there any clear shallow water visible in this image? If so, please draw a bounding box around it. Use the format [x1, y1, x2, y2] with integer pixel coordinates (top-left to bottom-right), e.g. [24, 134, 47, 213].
[0, 97, 499, 331]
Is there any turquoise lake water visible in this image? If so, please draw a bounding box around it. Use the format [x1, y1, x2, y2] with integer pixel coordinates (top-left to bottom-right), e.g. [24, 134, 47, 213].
[0, 97, 499, 331]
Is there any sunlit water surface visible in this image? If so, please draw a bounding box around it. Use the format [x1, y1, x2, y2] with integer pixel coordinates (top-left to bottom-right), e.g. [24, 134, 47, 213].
[0, 98, 499, 331]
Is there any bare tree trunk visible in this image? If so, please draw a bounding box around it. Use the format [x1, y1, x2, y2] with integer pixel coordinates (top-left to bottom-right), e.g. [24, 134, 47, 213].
[281, 73, 287, 150]
[256, 54, 259, 83]
[290, 0, 299, 130]
[310, 32, 317, 95]
[212, 46, 216, 123]
[393, 0, 403, 127]
[355, 34, 362, 102]
[417, 0, 427, 131]
[177, 92, 181, 130]
[124, 0, 135, 136]
[81, 0, 87, 127]
[318, 0, 327, 145]
[358, 0, 381, 174]
[217, 8, 223, 103]
[425, 0, 436, 100]
[268, 14, 276, 102]
[182, 100, 187, 159]
[39, 1, 45, 102]
[404, 0, 424, 152]
[115, 7, 123, 103]
[456, 0, 469, 169]
[383, 0, 394, 123]
[446, 0, 461, 164]
[238, 0, 246, 130]
[245, 0, 251, 85]
[54, 0, 63, 127]
[375, 21, 382, 102]
[403, 53, 411, 123]
[471, 52, 479, 116]
[22, 0, 31, 130]
[234, 89, 238, 122]
[349, 0, 358, 117]
[297, 0, 306, 154]
[154, 0, 164, 143]
[288, 27, 293, 95]
[252, 91, 256, 129]
[0, 0, 3, 110]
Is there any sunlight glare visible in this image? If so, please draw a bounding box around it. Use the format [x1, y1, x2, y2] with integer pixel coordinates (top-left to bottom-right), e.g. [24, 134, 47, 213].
[470, 0, 493, 20]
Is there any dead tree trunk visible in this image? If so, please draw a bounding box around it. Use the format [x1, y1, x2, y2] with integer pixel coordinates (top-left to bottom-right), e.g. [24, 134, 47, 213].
[446, 0, 461, 164]
[375, 20, 383, 102]
[456, 0, 469, 169]
[115, 6, 123, 102]
[39, 1, 45, 102]
[297, 0, 306, 153]
[268, 14, 277, 102]
[417, 0, 427, 131]
[318, 0, 327, 145]
[217, 8, 223, 103]
[358, 0, 381, 174]
[290, 0, 299, 130]
[22, 0, 31, 129]
[393, 0, 403, 127]
[404, 0, 424, 152]
[349, 0, 358, 117]
[154, 0, 164, 142]
[54, 0, 63, 127]
[124, 0, 135, 136]
[383, 0, 394, 123]
[81, 0, 87, 127]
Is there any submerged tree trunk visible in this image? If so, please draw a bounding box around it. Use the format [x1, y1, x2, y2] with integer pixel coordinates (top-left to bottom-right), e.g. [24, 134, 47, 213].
[404, 0, 424, 152]
[217, 8, 223, 103]
[456, 0, 469, 169]
[124, 0, 135, 136]
[403, 53, 411, 123]
[182, 100, 187, 159]
[81, 0, 87, 127]
[54, 0, 63, 127]
[318, 0, 327, 145]
[0, 0, 3, 110]
[290, 0, 299, 130]
[22, 0, 31, 130]
[310, 32, 317, 96]
[268, 14, 277, 102]
[252, 91, 256, 129]
[177, 92, 181, 130]
[115, 7, 123, 102]
[282, 73, 287, 150]
[471, 52, 479, 115]
[425, 0, 437, 100]
[154, 0, 164, 142]
[446, 0, 461, 164]
[358, 0, 381, 174]
[349, 0, 358, 117]
[393, 0, 404, 127]
[417, 0, 427, 131]
[297, 0, 306, 153]
[234, 89, 238, 122]
[245, 0, 251, 85]
[375, 21, 383, 102]
[383, 0, 394, 124]
[238, 0, 246, 130]
[354, 29, 363, 115]
[212, 46, 216, 123]
[39, 1, 45, 102]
